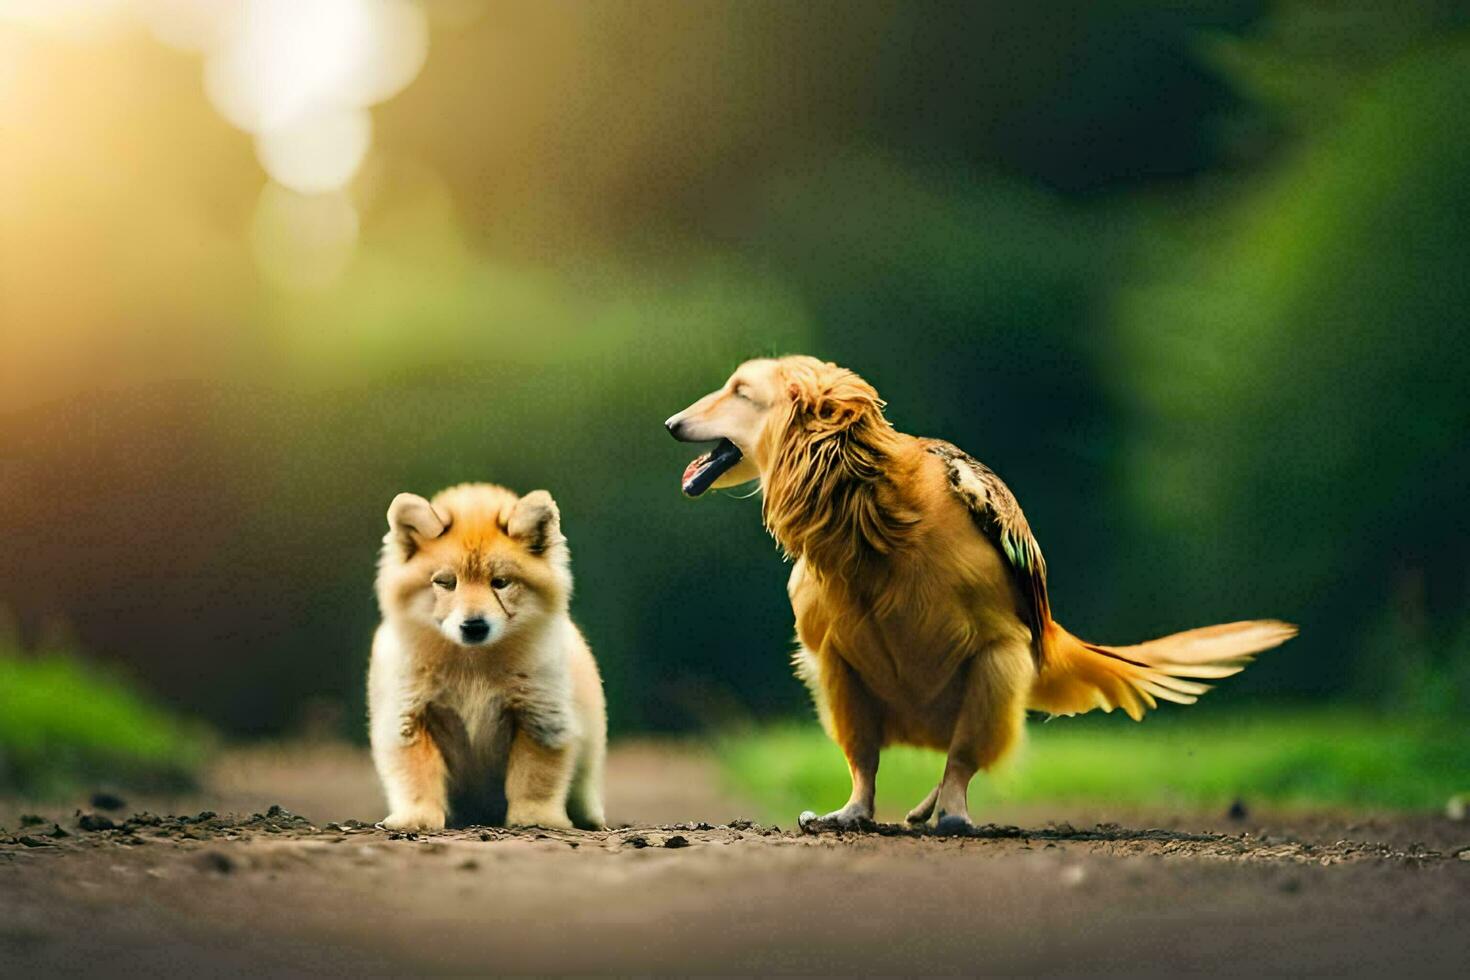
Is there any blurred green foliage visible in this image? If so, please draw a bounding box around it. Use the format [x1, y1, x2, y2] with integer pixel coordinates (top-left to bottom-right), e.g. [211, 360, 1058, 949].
[1118, 33, 1470, 709]
[0, 639, 206, 796]
[721, 711, 1470, 821]
[1, 1, 1466, 740]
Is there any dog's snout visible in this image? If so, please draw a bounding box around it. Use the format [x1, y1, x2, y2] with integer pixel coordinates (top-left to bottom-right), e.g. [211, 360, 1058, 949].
[665, 416, 684, 439]
[460, 617, 492, 644]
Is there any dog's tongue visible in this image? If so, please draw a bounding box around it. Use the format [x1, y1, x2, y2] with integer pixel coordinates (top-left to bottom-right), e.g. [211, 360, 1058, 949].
[681, 438, 743, 497]
[681, 453, 711, 486]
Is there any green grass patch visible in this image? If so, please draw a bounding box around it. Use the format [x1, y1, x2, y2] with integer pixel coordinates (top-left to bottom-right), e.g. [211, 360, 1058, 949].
[0, 644, 209, 797]
[717, 709, 1469, 821]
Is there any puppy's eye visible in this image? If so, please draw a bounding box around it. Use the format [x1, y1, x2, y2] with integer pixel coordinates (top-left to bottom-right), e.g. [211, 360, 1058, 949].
[490, 577, 511, 590]
[432, 573, 456, 590]
[734, 385, 753, 401]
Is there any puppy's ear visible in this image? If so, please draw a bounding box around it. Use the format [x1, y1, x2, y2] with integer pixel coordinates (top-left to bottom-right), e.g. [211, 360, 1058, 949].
[508, 490, 564, 555]
[387, 492, 447, 541]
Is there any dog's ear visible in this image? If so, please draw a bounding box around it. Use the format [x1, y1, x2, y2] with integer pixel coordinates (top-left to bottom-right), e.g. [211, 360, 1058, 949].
[387, 492, 447, 542]
[508, 490, 564, 555]
[786, 364, 883, 433]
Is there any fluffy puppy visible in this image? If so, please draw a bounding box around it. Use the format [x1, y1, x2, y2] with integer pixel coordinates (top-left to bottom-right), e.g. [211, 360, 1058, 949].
[369, 483, 606, 831]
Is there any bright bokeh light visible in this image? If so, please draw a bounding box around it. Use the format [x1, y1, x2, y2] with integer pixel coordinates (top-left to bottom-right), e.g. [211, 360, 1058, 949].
[2, 0, 431, 287]
[200, 0, 427, 139]
[197, 0, 428, 266]
[255, 106, 373, 195]
[205, 0, 427, 284]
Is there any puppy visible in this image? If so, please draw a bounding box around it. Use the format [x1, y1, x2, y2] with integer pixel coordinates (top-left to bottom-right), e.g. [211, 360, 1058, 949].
[368, 483, 606, 830]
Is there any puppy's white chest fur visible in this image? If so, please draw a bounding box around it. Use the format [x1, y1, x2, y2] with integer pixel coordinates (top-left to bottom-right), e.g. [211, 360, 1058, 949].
[368, 481, 606, 832]
[372, 619, 574, 764]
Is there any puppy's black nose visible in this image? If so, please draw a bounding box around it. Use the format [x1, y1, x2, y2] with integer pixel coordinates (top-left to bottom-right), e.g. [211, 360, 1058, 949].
[665, 417, 683, 439]
[460, 617, 491, 643]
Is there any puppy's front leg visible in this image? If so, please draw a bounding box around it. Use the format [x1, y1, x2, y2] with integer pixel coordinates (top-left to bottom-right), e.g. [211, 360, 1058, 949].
[375, 715, 449, 831]
[504, 727, 575, 829]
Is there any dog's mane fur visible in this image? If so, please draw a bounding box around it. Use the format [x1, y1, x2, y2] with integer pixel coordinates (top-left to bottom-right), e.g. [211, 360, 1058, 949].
[759, 357, 917, 570]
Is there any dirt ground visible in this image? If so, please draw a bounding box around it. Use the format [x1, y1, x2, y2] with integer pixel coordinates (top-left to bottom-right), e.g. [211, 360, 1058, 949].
[2, 742, 1467, 977]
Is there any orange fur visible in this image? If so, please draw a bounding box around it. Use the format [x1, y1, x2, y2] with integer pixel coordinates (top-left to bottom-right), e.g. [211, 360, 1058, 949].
[369, 483, 606, 831]
[1031, 620, 1298, 721]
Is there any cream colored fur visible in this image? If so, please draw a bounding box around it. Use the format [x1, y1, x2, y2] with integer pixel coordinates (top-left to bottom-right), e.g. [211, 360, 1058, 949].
[369, 483, 606, 831]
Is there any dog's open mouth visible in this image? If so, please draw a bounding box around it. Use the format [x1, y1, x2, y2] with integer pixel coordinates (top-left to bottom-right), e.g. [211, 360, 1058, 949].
[681, 438, 743, 497]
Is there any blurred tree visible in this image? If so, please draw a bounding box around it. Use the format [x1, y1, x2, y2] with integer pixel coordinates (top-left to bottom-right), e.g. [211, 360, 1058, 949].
[1118, 35, 1470, 709]
[4, 0, 1465, 736]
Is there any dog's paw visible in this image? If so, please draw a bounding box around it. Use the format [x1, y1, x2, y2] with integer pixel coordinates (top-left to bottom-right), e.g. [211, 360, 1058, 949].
[798, 804, 875, 834]
[378, 806, 446, 832]
[506, 803, 573, 830]
[933, 813, 973, 837]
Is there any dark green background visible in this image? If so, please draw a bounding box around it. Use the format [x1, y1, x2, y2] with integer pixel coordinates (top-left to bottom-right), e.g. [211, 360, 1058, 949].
[2, 1, 1466, 736]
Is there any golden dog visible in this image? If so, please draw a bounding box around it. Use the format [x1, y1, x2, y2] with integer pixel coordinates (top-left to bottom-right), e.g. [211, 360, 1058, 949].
[667, 356, 1294, 832]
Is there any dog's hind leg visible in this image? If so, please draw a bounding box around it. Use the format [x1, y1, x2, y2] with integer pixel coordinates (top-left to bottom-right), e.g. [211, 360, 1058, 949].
[905, 783, 940, 824]
[799, 652, 884, 831]
[932, 641, 1033, 835]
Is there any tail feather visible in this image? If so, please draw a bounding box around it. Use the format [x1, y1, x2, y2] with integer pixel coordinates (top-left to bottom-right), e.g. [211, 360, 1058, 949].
[1029, 620, 1297, 721]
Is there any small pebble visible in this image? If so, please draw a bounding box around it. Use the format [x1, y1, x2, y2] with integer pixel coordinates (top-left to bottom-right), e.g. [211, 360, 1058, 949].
[78, 813, 116, 832]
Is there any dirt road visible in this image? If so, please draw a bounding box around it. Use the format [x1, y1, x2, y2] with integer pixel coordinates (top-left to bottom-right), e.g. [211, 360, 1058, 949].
[3, 742, 1467, 976]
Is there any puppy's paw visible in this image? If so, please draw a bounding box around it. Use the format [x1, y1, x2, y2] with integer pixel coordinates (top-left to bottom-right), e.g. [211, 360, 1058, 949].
[378, 806, 446, 832]
[506, 803, 573, 830]
[571, 809, 607, 832]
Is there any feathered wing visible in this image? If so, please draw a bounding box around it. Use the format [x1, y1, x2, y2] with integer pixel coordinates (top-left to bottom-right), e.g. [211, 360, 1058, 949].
[926, 440, 1296, 719]
[926, 441, 1052, 666]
